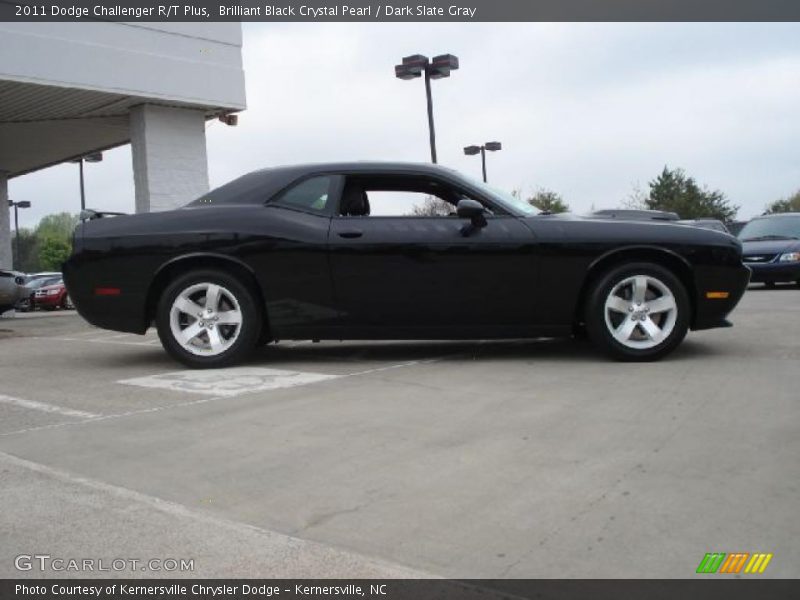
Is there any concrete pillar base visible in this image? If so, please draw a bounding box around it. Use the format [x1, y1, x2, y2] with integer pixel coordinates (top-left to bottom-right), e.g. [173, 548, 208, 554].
[130, 105, 210, 213]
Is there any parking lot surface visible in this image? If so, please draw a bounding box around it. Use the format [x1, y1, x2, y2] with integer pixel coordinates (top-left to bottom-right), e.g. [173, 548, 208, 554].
[1, 286, 798, 578]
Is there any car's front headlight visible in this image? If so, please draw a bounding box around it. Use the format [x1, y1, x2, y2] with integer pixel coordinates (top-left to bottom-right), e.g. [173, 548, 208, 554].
[46, 289, 60, 296]
[778, 252, 800, 263]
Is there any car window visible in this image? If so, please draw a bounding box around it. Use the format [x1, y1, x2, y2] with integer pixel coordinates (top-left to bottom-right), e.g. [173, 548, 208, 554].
[271, 176, 335, 214]
[367, 191, 456, 217]
[338, 175, 483, 218]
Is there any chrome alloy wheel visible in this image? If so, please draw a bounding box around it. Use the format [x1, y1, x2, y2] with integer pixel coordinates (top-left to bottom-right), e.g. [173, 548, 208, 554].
[169, 283, 243, 356]
[603, 275, 678, 350]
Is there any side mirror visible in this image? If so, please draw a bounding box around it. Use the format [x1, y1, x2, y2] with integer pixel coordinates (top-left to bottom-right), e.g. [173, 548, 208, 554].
[456, 198, 485, 219]
[456, 199, 487, 235]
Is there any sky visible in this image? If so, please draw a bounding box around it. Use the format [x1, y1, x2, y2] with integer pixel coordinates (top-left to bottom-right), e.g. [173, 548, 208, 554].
[9, 22, 800, 229]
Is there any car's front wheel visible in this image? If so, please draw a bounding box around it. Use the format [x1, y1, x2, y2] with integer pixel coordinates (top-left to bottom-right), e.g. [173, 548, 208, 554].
[585, 263, 689, 361]
[156, 270, 262, 368]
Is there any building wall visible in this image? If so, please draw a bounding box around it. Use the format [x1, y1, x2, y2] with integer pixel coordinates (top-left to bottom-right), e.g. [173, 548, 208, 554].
[0, 22, 246, 111]
[0, 22, 246, 247]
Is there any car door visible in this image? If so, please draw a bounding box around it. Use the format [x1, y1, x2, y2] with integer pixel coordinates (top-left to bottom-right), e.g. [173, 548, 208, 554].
[327, 173, 539, 336]
[251, 174, 342, 337]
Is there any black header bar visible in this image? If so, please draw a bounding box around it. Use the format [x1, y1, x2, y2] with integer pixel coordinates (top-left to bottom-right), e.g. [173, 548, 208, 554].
[2, 579, 799, 600]
[2, 0, 800, 22]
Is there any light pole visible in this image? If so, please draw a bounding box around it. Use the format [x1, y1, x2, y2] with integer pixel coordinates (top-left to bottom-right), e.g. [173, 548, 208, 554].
[394, 54, 459, 164]
[8, 200, 31, 270]
[70, 152, 103, 211]
[464, 142, 502, 182]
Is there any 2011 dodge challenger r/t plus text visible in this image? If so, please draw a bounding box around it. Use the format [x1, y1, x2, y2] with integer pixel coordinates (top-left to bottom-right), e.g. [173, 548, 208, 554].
[63, 163, 750, 368]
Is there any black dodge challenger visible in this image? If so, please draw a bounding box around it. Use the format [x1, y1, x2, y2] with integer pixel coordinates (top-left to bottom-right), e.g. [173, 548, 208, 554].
[63, 162, 750, 368]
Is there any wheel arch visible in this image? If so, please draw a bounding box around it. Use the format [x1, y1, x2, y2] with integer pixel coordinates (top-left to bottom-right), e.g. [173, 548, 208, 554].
[145, 253, 269, 336]
[574, 246, 696, 327]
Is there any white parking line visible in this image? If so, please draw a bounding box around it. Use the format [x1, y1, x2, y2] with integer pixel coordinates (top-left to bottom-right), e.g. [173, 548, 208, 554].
[30, 335, 156, 347]
[0, 394, 99, 419]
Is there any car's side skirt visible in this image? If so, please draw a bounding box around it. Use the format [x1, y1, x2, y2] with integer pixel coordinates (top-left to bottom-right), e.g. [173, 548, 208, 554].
[273, 324, 572, 341]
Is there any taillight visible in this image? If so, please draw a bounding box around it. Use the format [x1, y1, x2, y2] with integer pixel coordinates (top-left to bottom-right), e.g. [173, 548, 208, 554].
[95, 287, 121, 296]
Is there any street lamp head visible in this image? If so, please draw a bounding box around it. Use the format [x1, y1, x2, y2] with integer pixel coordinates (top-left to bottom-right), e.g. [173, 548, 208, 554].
[485, 141, 502, 152]
[394, 64, 421, 80]
[395, 54, 428, 80]
[69, 151, 104, 164]
[402, 54, 429, 67]
[463, 145, 481, 156]
[17, 201, 31, 208]
[429, 54, 459, 79]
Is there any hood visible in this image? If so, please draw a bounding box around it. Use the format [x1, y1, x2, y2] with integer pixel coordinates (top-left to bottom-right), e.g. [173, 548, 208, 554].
[38, 283, 65, 292]
[741, 239, 800, 255]
[524, 213, 741, 252]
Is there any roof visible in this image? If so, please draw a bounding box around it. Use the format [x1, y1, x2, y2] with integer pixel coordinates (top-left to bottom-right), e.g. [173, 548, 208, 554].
[753, 212, 800, 219]
[189, 162, 468, 207]
[256, 161, 459, 176]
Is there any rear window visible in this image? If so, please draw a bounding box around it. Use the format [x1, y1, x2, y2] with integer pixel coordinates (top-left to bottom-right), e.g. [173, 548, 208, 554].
[269, 176, 336, 214]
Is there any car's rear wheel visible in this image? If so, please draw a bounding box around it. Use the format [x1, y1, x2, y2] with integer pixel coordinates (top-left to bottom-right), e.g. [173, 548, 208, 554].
[156, 270, 261, 368]
[585, 263, 689, 361]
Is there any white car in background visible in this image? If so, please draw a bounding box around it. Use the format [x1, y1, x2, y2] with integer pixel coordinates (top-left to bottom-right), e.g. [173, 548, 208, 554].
[0, 269, 27, 314]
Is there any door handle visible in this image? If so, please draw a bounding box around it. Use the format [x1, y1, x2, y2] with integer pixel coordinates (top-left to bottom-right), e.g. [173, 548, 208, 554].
[338, 230, 363, 239]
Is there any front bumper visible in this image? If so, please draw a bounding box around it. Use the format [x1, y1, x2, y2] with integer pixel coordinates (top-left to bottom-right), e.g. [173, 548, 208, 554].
[33, 293, 63, 308]
[745, 260, 800, 283]
[692, 264, 751, 331]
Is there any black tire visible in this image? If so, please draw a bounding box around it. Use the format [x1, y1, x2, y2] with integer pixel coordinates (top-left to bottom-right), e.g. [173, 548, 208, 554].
[585, 262, 690, 362]
[155, 269, 262, 368]
[765, 281, 776, 289]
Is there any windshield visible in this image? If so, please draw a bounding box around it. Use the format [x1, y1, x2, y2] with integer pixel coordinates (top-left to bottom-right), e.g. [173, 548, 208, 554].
[452, 171, 539, 216]
[26, 276, 57, 288]
[739, 216, 800, 241]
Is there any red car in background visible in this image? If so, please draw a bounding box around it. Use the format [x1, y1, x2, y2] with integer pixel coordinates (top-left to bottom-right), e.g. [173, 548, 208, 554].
[33, 280, 73, 310]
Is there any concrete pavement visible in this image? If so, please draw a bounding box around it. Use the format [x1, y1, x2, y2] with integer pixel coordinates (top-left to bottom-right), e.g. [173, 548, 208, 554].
[1, 286, 798, 578]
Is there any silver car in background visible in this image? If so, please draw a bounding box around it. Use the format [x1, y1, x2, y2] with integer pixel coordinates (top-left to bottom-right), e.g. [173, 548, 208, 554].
[0, 269, 26, 314]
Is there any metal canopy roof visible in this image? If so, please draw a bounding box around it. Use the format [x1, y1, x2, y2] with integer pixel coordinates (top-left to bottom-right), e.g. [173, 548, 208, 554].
[0, 79, 231, 178]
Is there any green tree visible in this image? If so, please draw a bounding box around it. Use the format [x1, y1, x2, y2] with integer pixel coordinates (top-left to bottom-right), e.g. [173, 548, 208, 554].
[527, 189, 570, 214]
[764, 190, 800, 214]
[38, 236, 71, 271]
[645, 166, 738, 221]
[36, 212, 79, 240]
